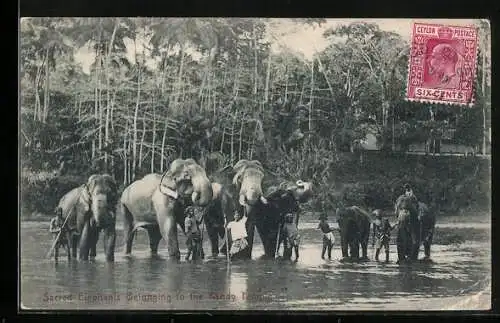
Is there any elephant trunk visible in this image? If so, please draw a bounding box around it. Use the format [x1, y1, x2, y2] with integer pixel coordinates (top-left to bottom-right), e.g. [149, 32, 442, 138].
[91, 193, 109, 227]
[191, 174, 213, 207]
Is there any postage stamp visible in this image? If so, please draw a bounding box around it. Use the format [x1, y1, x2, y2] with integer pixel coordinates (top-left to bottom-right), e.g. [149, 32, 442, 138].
[406, 22, 479, 106]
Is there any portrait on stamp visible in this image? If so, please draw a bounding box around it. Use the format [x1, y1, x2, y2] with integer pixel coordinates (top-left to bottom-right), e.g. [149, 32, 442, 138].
[407, 23, 479, 106]
[19, 18, 491, 311]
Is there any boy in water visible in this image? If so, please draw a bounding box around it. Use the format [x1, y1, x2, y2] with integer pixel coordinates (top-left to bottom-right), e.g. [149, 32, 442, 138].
[184, 206, 203, 261]
[372, 210, 395, 262]
[49, 208, 69, 262]
[226, 210, 249, 259]
[282, 213, 301, 261]
[318, 214, 335, 260]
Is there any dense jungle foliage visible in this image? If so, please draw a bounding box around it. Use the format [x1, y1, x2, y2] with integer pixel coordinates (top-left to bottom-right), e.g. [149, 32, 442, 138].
[20, 18, 491, 218]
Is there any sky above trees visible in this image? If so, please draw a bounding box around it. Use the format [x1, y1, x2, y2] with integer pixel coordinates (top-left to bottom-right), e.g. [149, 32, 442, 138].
[63, 18, 480, 74]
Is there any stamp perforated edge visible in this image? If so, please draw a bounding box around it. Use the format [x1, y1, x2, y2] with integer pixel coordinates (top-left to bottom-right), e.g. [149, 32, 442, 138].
[404, 21, 481, 107]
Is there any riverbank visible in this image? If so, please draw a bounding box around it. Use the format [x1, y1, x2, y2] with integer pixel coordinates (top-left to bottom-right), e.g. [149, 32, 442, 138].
[21, 211, 491, 224]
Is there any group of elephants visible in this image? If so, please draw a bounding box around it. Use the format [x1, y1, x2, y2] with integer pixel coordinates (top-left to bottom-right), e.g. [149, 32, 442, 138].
[54, 158, 313, 262]
[336, 199, 436, 263]
[53, 157, 436, 265]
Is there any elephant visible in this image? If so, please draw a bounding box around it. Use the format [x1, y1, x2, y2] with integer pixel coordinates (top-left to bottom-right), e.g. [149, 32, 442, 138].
[417, 201, 436, 260]
[395, 195, 420, 263]
[256, 180, 314, 260]
[336, 206, 371, 261]
[203, 159, 268, 260]
[118, 158, 213, 260]
[55, 174, 118, 262]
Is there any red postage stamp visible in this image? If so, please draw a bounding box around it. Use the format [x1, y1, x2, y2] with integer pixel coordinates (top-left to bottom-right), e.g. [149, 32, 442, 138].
[406, 22, 479, 106]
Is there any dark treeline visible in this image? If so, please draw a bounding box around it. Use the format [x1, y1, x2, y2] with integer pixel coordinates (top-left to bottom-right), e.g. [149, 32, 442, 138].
[20, 18, 491, 218]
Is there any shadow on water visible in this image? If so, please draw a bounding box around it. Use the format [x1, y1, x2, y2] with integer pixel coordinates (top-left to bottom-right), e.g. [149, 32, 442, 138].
[20, 221, 491, 310]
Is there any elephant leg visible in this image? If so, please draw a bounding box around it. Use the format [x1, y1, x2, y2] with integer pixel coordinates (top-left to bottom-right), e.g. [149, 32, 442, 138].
[159, 209, 181, 260]
[294, 245, 299, 260]
[79, 221, 90, 261]
[147, 224, 162, 256]
[71, 233, 78, 259]
[410, 229, 420, 261]
[103, 228, 117, 262]
[340, 233, 348, 258]
[375, 248, 380, 261]
[89, 228, 98, 259]
[361, 238, 369, 260]
[206, 224, 221, 257]
[424, 229, 434, 259]
[121, 204, 135, 256]
[385, 243, 390, 263]
[396, 230, 405, 263]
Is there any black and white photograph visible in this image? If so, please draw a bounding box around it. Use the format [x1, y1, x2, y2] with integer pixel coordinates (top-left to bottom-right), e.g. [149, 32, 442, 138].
[19, 18, 491, 311]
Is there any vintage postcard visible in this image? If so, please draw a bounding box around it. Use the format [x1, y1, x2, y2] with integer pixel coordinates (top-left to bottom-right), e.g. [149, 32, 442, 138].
[19, 18, 491, 311]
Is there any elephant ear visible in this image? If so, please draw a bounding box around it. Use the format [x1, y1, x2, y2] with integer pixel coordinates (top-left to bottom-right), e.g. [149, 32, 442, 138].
[163, 159, 188, 189]
[100, 174, 118, 209]
[232, 160, 249, 187]
[79, 182, 92, 213]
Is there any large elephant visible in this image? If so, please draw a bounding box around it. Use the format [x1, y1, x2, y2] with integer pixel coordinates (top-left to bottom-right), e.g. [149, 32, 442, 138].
[256, 180, 314, 260]
[201, 159, 268, 259]
[336, 206, 371, 261]
[395, 195, 420, 263]
[55, 174, 118, 261]
[417, 201, 436, 260]
[119, 158, 213, 260]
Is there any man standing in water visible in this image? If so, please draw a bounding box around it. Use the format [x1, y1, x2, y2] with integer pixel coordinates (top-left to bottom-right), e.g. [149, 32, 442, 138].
[226, 211, 249, 259]
[318, 214, 335, 260]
[49, 208, 69, 262]
[184, 206, 203, 261]
[372, 210, 395, 263]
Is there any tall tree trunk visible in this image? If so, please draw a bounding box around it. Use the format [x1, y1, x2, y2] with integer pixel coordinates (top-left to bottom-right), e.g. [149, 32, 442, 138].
[151, 104, 156, 172]
[132, 66, 141, 180]
[238, 120, 244, 160]
[220, 127, 225, 153]
[123, 115, 129, 186]
[309, 62, 314, 134]
[160, 119, 168, 173]
[252, 23, 258, 97]
[138, 115, 146, 170]
[43, 48, 50, 123]
[174, 48, 185, 107]
[103, 20, 118, 172]
[230, 112, 236, 163]
[264, 53, 272, 103]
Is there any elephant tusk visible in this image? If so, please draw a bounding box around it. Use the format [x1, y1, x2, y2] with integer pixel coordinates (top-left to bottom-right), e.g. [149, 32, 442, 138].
[260, 196, 268, 205]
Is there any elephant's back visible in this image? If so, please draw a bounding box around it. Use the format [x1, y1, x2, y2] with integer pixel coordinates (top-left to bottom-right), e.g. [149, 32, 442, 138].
[121, 174, 161, 220]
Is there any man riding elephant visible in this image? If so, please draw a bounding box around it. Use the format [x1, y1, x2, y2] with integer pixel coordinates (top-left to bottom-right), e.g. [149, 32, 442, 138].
[118, 158, 213, 260]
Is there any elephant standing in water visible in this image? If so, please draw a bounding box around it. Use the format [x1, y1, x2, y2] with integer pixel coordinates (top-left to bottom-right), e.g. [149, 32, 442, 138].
[118, 159, 213, 260]
[55, 174, 118, 261]
[395, 195, 420, 263]
[336, 206, 371, 261]
[205, 160, 268, 260]
[257, 180, 314, 260]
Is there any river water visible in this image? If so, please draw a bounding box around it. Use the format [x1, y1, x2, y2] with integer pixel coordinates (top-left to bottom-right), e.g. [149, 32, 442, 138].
[20, 220, 491, 311]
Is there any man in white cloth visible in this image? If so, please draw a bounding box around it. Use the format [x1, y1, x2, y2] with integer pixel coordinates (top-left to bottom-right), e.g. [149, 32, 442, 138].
[226, 211, 249, 258]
